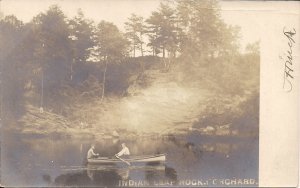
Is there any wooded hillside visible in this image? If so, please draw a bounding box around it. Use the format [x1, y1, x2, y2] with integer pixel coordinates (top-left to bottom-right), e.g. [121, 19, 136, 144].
[0, 0, 259, 137]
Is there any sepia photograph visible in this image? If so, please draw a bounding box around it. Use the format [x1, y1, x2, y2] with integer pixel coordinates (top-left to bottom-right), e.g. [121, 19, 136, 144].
[1, 0, 297, 187]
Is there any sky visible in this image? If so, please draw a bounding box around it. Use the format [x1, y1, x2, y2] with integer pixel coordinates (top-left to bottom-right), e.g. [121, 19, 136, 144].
[1, 0, 296, 50]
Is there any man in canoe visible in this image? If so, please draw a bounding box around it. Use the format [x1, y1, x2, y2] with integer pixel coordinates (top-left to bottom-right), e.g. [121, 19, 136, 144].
[115, 143, 130, 158]
[87, 144, 99, 159]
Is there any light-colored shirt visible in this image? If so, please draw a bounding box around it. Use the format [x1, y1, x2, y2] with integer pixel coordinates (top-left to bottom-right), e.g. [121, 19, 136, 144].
[87, 148, 97, 159]
[116, 147, 130, 157]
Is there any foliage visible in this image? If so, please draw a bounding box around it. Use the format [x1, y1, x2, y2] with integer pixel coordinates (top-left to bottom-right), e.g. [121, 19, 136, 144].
[0, 15, 26, 118]
[124, 14, 146, 57]
[95, 21, 129, 61]
[146, 2, 179, 58]
[177, 0, 240, 61]
[69, 9, 95, 63]
[0, 0, 259, 137]
[68, 9, 96, 81]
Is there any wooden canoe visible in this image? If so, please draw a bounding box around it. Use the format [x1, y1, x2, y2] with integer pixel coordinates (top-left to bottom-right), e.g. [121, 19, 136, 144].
[87, 154, 166, 164]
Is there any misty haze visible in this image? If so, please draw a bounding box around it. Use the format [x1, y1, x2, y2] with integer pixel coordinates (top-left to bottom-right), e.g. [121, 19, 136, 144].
[0, 0, 259, 187]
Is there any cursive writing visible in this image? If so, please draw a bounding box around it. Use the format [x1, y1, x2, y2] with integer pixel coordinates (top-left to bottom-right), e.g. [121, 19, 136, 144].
[282, 27, 296, 92]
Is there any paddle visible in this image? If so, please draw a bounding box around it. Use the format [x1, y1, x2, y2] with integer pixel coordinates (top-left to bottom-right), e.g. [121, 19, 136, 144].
[115, 155, 131, 166]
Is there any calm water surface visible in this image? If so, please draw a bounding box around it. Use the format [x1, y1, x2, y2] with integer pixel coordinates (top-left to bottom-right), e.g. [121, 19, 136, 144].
[2, 131, 258, 187]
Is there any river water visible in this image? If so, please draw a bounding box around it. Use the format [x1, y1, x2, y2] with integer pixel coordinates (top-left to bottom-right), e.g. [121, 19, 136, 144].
[1, 131, 258, 187]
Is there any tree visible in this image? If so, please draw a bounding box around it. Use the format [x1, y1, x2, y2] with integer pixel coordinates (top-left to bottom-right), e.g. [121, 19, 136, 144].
[146, 11, 161, 57]
[68, 9, 95, 81]
[30, 5, 72, 111]
[245, 41, 260, 55]
[146, 2, 179, 69]
[0, 15, 26, 118]
[176, 0, 239, 61]
[124, 14, 146, 57]
[95, 21, 129, 101]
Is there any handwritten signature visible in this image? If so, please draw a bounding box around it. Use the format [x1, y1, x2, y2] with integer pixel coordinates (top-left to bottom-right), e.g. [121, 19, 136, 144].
[282, 27, 296, 92]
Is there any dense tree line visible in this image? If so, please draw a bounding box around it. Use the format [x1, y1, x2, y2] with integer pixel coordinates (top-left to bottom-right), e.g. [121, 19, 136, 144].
[0, 0, 259, 120]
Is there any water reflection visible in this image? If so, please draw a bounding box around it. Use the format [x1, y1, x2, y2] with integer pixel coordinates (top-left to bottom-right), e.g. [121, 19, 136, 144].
[2, 131, 258, 187]
[54, 164, 175, 187]
[86, 164, 131, 181]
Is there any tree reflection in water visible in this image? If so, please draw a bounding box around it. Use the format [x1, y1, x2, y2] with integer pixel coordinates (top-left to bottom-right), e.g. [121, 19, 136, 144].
[2, 131, 257, 186]
[145, 165, 178, 186]
[54, 164, 173, 187]
[55, 167, 122, 187]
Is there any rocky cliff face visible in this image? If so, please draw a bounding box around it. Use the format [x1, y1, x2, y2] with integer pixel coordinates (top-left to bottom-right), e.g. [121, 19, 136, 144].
[16, 60, 258, 138]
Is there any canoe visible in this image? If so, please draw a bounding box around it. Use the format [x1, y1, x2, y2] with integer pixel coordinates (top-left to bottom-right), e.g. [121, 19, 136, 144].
[87, 164, 166, 171]
[87, 154, 166, 164]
